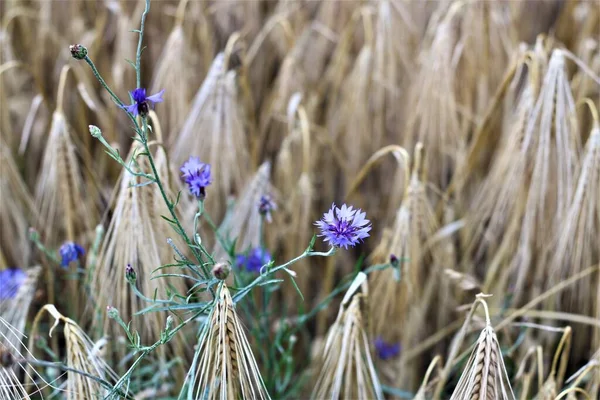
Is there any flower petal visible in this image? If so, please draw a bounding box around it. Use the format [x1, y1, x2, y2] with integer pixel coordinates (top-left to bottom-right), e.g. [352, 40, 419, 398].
[146, 89, 165, 104]
[122, 103, 139, 116]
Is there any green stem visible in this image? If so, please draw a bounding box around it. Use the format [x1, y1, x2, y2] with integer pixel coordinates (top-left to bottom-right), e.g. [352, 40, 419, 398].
[83, 3, 212, 281]
[232, 247, 336, 303]
[107, 306, 210, 398]
[140, 118, 211, 280]
[135, 0, 150, 89]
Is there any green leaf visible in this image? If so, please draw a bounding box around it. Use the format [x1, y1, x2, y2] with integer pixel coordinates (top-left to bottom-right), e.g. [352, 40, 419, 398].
[288, 277, 304, 301]
[129, 180, 155, 188]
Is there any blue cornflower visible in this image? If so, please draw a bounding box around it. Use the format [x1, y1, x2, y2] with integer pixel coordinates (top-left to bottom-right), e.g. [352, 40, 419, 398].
[0, 267, 26, 300]
[374, 337, 401, 360]
[59, 241, 85, 267]
[315, 203, 371, 249]
[258, 194, 276, 223]
[122, 88, 164, 117]
[181, 156, 212, 199]
[236, 247, 271, 274]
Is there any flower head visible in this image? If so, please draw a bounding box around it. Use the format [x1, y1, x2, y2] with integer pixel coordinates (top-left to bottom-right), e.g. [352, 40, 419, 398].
[0, 267, 26, 300]
[315, 203, 371, 249]
[258, 194, 277, 223]
[69, 44, 88, 60]
[181, 156, 212, 199]
[59, 241, 85, 267]
[125, 264, 136, 284]
[122, 88, 164, 117]
[212, 262, 231, 280]
[236, 247, 271, 274]
[374, 337, 401, 360]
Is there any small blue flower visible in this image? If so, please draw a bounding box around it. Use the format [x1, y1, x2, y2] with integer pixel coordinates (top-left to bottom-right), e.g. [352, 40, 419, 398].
[59, 242, 85, 267]
[0, 267, 26, 300]
[258, 194, 277, 223]
[374, 337, 401, 360]
[181, 156, 212, 199]
[122, 88, 164, 117]
[315, 203, 371, 249]
[236, 247, 271, 274]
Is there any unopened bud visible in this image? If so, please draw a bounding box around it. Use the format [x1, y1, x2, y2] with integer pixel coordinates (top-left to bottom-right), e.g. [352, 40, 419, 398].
[389, 254, 399, 268]
[165, 315, 174, 332]
[212, 262, 231, 280]
[125, 264, 136, 284]
[28, 227, 39, 241]
[107, 306, 119, 320]
[89, 125, 102, 138]
[69, 44, 88, 60]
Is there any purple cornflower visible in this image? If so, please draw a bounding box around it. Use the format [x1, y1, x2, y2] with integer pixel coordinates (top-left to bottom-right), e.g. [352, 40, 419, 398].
[258, 194, 277, 223]
[180, 156, 212, 199]
[122, 88, 164, 117]
[236, 247, 271, 274]
[374, 337, 401, 360]
[59, 241, 85, 268]
[0, 267, 26, 300]
[315, 203, 371, 249]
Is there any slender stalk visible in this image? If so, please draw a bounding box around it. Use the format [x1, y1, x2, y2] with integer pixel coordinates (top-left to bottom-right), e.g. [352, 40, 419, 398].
[22, 359, 134, 400]
[83, 39, 211, 281]
[232, 247, 336, 303]
[135, 0, 150, 89]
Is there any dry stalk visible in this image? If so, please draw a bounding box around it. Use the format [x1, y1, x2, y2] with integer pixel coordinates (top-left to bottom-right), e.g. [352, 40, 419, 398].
[311, 273, 383, 400]
[30, 304, 118, 400]
[508, 49, 581, 304]
[208, 0, 262, 49]
[370, 143, 437, 336]
[0, 137, 38, 267]
[35, 65, 98, 245]
[1, 316, 51, 400]
[548, 117, 599, 350]
[0, 267, 40, 354]
[414, 355, 443, 400]
[300, 0, 359, 88]
[215, 161, 272, 260]
[514, 345, 544, 400]
[246, 3, 300, 115]
[275, 97, 324, 304]
[537, 327, 573, 400]
[404, 10, 464, 189]
[192, 283, 270, 399]
[150, 0, 207, 141]
[257, 44, 310, 161]
[445, 295, 515, 400]
[92, 144, 188, 354]
[171, 47, 253, 222]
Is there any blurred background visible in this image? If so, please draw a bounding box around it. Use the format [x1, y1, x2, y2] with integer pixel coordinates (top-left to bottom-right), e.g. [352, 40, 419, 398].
[1, 0, 599, 398]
